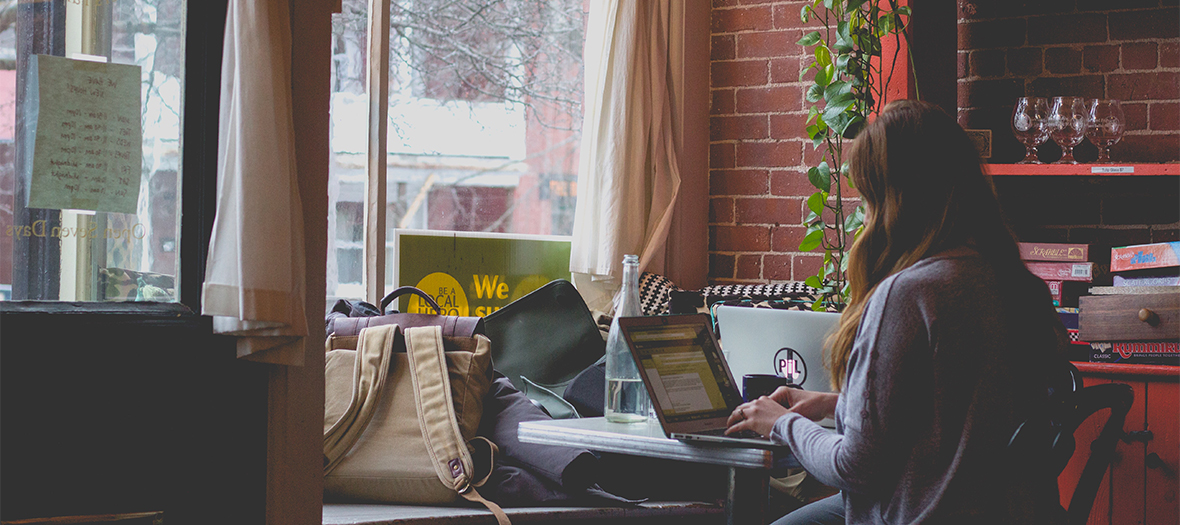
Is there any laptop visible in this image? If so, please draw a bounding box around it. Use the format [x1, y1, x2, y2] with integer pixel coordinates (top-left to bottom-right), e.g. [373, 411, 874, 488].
[715, 305, 841, 427]
[616, 314, 782, 448]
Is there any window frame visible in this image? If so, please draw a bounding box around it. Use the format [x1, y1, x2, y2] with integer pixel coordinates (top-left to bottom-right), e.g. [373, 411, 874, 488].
[0, 0, 226, 316]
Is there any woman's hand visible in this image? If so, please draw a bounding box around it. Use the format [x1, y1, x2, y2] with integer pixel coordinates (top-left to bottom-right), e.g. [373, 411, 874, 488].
[726, 396, 789, 438]
[770, 387, 839, 422]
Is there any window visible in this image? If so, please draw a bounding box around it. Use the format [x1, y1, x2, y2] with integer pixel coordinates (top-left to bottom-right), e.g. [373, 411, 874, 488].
[327, 0, 586, 303]
[0, 0, 186, 303]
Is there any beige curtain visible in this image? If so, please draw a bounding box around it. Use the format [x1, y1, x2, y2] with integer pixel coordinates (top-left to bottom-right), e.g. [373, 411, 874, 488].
[202, 0, 308, 365]
[570, 0, 683, 314]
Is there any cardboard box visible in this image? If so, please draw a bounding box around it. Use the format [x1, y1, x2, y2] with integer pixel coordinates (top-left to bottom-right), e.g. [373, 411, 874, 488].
[1018, 242, 1089, 262]
[1090, 341, 1180, 366]
[1026, 261, 1093, 282]
[1110, 242, 1180, 273]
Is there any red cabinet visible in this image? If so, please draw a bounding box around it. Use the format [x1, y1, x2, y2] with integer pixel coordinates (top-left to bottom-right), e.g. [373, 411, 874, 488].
[1065, 363, 1179, 525]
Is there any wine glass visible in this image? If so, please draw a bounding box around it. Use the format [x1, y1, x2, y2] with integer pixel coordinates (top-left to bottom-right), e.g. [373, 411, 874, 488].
[1011, 97, 1050, 164]
[1047, 96, 1087, 164]
[1085, 99, 1125, 163]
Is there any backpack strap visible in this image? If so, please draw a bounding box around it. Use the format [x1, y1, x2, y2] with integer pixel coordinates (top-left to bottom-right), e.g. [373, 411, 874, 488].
[405, 326, 510, 525]
[323, 324, 398, 474]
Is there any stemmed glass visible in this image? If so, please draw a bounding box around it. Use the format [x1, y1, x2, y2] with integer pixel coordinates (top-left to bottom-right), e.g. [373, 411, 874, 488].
[1047, 96, 1087, 164]
[1011, 97, 1050, 164]
[1085, 99, 1125, 163]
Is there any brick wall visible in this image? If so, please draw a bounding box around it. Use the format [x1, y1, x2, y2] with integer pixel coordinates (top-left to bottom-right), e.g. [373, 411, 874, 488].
[709, 0, 830, 284]
[708, 0, 1179, 285]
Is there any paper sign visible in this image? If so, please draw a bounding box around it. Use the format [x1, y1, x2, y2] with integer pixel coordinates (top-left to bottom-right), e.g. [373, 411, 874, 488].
[394, 230, 572, 317]
[27, 55, 142, 213]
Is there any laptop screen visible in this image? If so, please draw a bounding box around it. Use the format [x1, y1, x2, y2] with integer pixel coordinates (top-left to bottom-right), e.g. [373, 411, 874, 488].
[620, 316, 744, 425]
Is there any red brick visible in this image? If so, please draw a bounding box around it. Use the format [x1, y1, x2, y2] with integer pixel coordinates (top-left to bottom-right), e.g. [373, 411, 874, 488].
[711, 143, 736, 169]
[770, 115, 809, 141]
[1113, 134, 1180, 163]
[1122, 42, 1159, 70]
[712, 89, 736, 115]
[712, 60, 770, 88]
[1123, 102, 1149, 131]
[1083, 45, 1120, 73]
[710, 169, 770, 195]
[736, 32, 793, 59]
[959, 78, 1025, 109]
[1007, 48, 1043, 77]
[1028, 75, 1105, 101]
[736, 255, 763, 280]
[771, 225, 808, 252]
[770, 170, 815, 198]
[802, 143, 831, 167]
[738, 85, 803, 114]
[1109, 8, 1180, 41]
[792, 254, 824, 282]
[1044, 47, 1082, 75]
[1108, 72, 1180, 101]
[1162, 42, 1180, 68]
[1028, 13, 1108, 45]
[712, 35, 736, 61]
[971, 49, 1006, 78]
[735, 197, 802, 225]
[709, 253, 736, 280]
[958, 52, 969, 79]
[736, 141, 802, 168]
[1150, 102, 1179, 132]
[711, 6, 774, 33]
[959, 19, 1026, 49]
[710, 197, 735, 224]
[712, 115, 769, 141]
[770, 56, 804, 83]
[712, 0, 740, 7]
[710, 225, 771, 251]
[763, 254, 793, 280]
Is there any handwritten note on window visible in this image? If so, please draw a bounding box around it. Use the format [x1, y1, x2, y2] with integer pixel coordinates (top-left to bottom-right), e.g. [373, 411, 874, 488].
[27, 55, 142, 214]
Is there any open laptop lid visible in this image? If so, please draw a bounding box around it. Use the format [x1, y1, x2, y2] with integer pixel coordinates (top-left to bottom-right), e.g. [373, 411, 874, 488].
[715, 305, 840, 394]
[616, 314, 745, 437]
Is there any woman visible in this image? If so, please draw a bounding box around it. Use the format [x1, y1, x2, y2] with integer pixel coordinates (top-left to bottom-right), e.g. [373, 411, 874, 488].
[725, 101, 1067, 524]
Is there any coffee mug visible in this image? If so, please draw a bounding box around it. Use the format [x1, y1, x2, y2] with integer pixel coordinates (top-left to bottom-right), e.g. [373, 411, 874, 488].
[742, 374, 789, 402]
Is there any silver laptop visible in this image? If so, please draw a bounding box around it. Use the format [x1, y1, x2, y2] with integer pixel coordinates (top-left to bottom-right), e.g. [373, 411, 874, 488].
[715, 305, 841, 427]
[616, 314, 783, 448]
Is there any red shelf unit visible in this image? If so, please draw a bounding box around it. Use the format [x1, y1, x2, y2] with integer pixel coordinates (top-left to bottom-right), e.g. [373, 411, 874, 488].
[984, 163, 1180, 176]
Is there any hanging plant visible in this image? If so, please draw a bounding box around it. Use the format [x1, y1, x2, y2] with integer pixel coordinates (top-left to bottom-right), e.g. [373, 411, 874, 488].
[797, 0, 914, 311]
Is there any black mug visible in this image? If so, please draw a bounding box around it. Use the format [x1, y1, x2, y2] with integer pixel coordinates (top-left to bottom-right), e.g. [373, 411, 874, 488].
[742, 374, 789, 402]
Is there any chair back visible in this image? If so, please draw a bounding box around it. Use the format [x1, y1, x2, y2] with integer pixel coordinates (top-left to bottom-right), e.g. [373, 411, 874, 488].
[1009, 364, 1134, 525]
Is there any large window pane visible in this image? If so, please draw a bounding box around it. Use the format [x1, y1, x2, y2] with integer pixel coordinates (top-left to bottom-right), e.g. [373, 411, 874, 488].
[0, 0, 185, 302]
[327, 0, 586, 303]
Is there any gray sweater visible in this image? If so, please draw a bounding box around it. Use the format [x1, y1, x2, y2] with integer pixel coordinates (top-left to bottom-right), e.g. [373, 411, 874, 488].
[771, 249, 1063, 524]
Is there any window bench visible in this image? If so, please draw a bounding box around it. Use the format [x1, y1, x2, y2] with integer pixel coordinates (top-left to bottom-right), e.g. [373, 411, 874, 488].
[322, 501, 723, 525]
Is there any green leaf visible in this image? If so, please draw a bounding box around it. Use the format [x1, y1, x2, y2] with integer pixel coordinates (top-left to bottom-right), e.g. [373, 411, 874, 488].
[806, 83, 824, 103]
[800, 4, 811, 23]
[847, 0, 869, 11]
[823, 80, 852, 102]
[815, 64, 834, 87]
[895, 6, 912, 16]
[807, 105, 821, 123]
[807, 191, 828, 215]
[878, 14, 894, 35]
[804, 275, 824, 289]
[841, 114, 866, 139]
[804, 209, 818, 222]
[797, 31, 822, 47]
[808, 165, 831, 193]
[835, 53, 850, 73]
[806, 123, 821, 140]
[814, 45, 832, 69]
[799, 229, 824, 252]
[822, 101, 854, 130]
[799, 61, 816, 82]
[844, 206, 864, 233]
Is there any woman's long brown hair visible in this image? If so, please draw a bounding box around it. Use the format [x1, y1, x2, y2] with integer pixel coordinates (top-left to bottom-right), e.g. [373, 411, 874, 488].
[826, 100, 1060, 390]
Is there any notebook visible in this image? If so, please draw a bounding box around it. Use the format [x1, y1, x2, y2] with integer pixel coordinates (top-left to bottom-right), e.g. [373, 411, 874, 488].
[616, 314, 782, 448]
[715, 305, 841, 428]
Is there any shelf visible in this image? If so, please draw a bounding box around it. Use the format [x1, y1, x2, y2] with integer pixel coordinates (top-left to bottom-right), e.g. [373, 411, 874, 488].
[984, 163, 1179, 176]
[1074, 361, 1180, 378]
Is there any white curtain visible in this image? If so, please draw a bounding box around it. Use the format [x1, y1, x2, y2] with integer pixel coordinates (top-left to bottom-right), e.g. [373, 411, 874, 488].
[570, 0, 683, 314]
[202, 0, 308, 365]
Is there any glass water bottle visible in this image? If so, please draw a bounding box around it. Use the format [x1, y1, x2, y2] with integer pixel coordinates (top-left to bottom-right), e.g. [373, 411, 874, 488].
[604, 254, 651, 423]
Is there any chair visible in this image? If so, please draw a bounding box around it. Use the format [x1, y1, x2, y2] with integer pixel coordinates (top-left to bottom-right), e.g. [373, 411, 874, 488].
[1008, 362, 1134, 525]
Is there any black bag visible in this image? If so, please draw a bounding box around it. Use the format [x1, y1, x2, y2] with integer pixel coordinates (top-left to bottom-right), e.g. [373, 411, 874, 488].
[484, 280, 605, 418]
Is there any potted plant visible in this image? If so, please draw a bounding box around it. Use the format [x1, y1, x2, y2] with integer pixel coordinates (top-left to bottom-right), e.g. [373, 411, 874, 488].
[797, 0, 913, 311]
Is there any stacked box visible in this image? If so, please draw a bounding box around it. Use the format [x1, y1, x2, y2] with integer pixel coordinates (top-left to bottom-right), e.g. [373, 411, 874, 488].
[1019, 243, 1093, 307]
[1110, 242, 1180, 288]
[1089, 341, 1180, 366]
